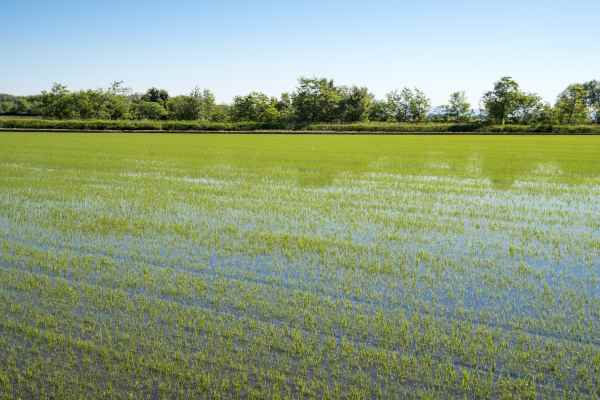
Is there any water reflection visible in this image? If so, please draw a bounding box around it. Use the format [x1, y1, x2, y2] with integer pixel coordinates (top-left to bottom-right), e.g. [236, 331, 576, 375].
[179, 135, 600, 189]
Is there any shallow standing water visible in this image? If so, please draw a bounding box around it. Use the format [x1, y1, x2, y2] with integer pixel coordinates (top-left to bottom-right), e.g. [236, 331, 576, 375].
[1, 133, 599, 398]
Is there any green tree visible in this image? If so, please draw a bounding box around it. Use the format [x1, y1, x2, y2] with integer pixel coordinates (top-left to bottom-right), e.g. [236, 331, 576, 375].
[108, 80, 131, 96]
[368, 100, 393, 122]
[482, 78, 548, 125]
[231, 92, 280, 123]
[57, 85, 132, 120]
[40, 83, 78, 119]
[529, 104, 556, 125]
[583, 80, 600, 123]
[0, 94, 17, 115]
[12, 98, 33, 115]
[291, 78, 343, 124]
[102, 81, 132, 119]
[210, 104, 231, 122]
[0, 100, 13, 114]
[142, 87, 169, 105]
[102, 93, 131, 120]
[134, 101, 167, 120]
[196, 88, 216, 120]
[555, 84, 590, 124]
[386, 88, 430, 122]
[481, 77, 523, 125]
[443, 91, 471, 122]
[511, 93, 547, 124]
[72, 90, 98, 119]
[275, 93, 293, 123]
[338, 86, 374, 122]
[166, 96, 193, 120]
[166, 88, 215, 120]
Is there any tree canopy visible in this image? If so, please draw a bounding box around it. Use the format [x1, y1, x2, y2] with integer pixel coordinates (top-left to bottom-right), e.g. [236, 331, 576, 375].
[2, 76, 598, 125]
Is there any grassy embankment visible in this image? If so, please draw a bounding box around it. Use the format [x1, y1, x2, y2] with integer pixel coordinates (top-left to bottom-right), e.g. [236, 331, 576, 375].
[2, 117, 600, 133]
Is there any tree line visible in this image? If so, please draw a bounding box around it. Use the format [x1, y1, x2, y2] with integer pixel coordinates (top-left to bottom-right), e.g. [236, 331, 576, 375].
[1, 77, 599, 125]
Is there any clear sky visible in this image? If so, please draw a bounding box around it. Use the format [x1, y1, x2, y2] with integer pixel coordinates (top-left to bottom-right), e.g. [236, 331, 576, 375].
[1, 0, 599, 107]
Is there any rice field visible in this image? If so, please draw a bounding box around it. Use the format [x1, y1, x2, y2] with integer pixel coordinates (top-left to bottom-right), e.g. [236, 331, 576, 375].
[1, 132, 599, 399]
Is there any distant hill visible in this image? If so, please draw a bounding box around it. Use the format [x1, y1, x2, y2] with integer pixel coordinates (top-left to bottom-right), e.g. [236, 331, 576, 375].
[0, 93, 17, 101]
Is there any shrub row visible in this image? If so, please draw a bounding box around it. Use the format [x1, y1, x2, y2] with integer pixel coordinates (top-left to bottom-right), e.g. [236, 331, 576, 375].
[306, 122, 482, 133]
[1, 118, 600, 134]
[480, 124, 600, 134]
[0, 118, 280, 131]
[307, 122, 600, 134]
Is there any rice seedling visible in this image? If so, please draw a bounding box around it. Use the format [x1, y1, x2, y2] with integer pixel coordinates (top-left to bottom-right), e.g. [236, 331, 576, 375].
[0, 133, 599, 398]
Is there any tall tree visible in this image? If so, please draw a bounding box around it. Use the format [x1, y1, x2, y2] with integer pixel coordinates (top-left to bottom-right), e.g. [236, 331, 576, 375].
[39, 83, 77, 119]
[481, 77, 523, 125]
[368, 100, 393, 122]
[444, 91, 471, 122]
[196, 88, 216, 120]
[555, 84, 590, 124]
[275, 93, 293, 123]
[141, 87, 169, 105]
[386, 88, 430, 122]
[0, 101, 11, 114]
[0, 94, 16, 115]
[511, 93, 547, 124]
[210, 104, 231, 122]
[166, 88, 216, 120]
[583, 80, 600, 123]
[338, 86, 374, 122]
[108, 80, 131, 96]
[231, 92, 280, 123]
[291, 78, 343, 124]
[134, 101, 167, 120]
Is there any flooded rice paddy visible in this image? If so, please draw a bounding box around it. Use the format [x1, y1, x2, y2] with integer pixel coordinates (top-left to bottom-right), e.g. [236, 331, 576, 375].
[0, 133, 599, 399]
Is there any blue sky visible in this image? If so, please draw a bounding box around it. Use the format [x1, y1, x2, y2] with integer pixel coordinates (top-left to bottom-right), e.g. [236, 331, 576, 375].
[1, 0, 599, 106]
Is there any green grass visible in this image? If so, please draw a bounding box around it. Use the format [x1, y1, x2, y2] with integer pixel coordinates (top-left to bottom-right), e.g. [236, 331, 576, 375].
[1, 133, 599, 399]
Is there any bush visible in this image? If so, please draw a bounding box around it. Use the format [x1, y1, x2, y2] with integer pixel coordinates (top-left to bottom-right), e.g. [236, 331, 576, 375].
[1, 118, 599, 134]
[306, 122, 481, 133]
[0, 118, 286, 132]
[0, 119, 159, 130]
[482, 124, 600, 134]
